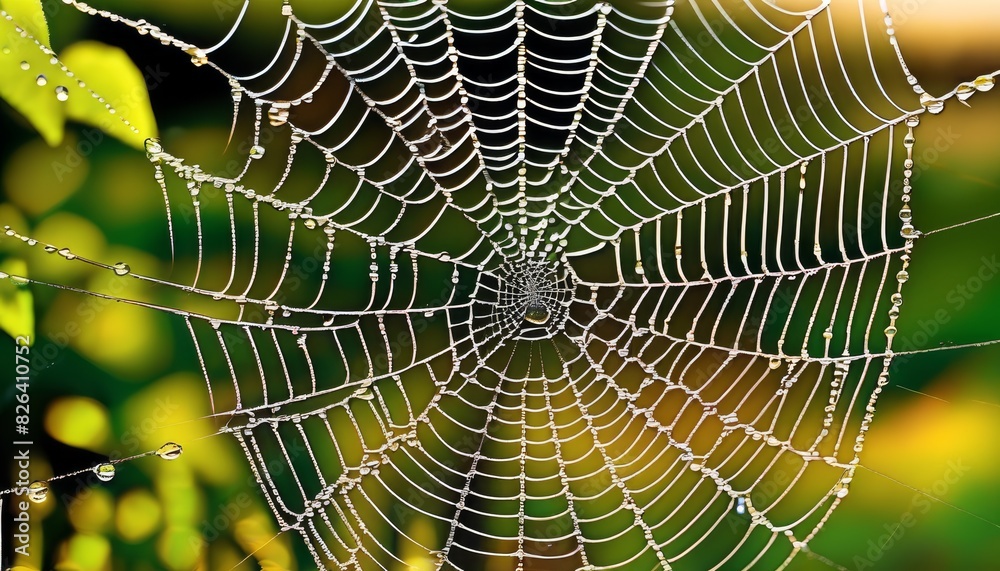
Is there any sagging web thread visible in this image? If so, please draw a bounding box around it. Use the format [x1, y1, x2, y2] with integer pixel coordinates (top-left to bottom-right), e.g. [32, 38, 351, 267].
[3, 0, 999, 569]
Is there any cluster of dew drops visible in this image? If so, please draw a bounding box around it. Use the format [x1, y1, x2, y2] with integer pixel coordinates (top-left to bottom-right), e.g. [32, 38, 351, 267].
[1, 226, 132, 279]
[2, 0, 995, 522]
[883, 7, 997, 111]
[22, 442, 182, 505]
[2, 49, 71, 103]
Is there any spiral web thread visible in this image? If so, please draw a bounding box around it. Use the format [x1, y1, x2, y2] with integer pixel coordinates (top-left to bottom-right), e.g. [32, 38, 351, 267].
[9, 0, 998, 569]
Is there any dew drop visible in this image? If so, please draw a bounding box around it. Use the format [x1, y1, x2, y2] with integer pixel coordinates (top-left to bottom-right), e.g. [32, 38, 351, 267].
[634, 261, 644, 275]
[919, 93, 944, 114]
[187, 48, 208, 66]
[768, 357, 782, 370]
[144, 138, 163, 154]
[249, 145, 265, 159]
[896, 270, 909, 283]
[890, 293, 903, 306]
[55, 85, 69, 101]
[973, 75, 995, 92]
[57, 247, 76, 260]
[19, 61, 29, 71]
[956, 82, 975, 102]
[899, 205, 912, 223]
[26, 480, 48, 503]
[94, 463, 116, 482]
[268, 102, 290, 127]
[735, 497, 746, 515]
[904, 115, 919, 128]
[524, 304, 550, 325]
[35, 74, 47, 86]
[156, 442, 183, 460]
[112, 262, 130, 276]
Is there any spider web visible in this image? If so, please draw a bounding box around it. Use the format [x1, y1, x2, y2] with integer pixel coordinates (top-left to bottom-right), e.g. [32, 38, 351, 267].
[7, 0, 999, 569]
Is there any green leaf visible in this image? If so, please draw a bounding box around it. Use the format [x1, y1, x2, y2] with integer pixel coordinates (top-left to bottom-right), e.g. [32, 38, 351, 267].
[0, 258, 34, 343]
[0, 12, 64, 145]
[1, 0, 50, 47]
[0, 13, 157, 149]
[60, 41, 158, 149]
